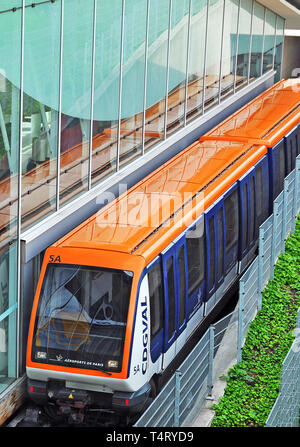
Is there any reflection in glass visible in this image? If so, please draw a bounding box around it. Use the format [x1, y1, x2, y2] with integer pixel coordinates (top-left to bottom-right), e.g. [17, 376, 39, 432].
[0, 9, 21, 246]
[236, 0, 253, 89]
[91, 0, 123, 187]
[166, 0, 190, 134]
[204, 0, 225, 111]
[263, 9, 276, 75]
[186, 0, 207, 123]
[0, 6, 20, 396]
[144, 0, 170, 152]
[119, 0, 147, 169]
[60, 0, 94, 206]
[21, 0, 61, 230]
[274, 17, 284, 83]
[220, 0, 239, 100]
[250, 1, 265, 81]
[0, 243, 18, 393]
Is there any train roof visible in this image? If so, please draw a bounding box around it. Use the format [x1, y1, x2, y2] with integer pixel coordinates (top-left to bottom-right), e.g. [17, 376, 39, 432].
[54, 79, 300, 264]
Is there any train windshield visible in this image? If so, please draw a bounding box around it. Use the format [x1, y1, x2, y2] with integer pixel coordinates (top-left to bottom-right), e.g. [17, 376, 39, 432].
[31, 264, 133, 373]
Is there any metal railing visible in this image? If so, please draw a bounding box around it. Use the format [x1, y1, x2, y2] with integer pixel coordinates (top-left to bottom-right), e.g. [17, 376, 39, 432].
[266, 309, 300, 427]
[134, 156, 300, 427]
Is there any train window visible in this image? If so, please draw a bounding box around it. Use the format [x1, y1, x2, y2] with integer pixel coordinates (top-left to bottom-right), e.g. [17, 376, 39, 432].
[256, 166, 263, 223]
[249, 177, 255, 241]
[167, 256, 175, 341]
[208, 217, 215, 291]
[31, 264, 132, 372]
[296, 129, 299, 156]
[217, 208, 224, 281]
[224, 189, 239, 252]
[242, 184, 248, 251]
[177, 246, 186, 328]
[148, 260, 164, 342]
[186, 221, 205, 296]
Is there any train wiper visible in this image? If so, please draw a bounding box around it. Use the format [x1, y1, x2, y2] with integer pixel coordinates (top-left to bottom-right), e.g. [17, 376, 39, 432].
[99, 369, 112, 376]
[97, 367, 112, 376]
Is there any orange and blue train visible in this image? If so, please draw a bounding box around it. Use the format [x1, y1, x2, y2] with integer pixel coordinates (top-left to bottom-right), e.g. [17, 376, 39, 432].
[26, 79, 300, 425]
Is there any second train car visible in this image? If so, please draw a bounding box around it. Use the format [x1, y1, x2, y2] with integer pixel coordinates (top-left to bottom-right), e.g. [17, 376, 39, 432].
[26, 79, 300, 425]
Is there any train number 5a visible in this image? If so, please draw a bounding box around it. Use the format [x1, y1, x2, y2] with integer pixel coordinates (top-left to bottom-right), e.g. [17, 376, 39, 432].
[49, 255, 61, 263]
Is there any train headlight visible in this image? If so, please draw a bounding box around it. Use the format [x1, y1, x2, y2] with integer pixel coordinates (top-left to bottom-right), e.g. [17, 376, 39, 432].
[108, 360, 118, 368]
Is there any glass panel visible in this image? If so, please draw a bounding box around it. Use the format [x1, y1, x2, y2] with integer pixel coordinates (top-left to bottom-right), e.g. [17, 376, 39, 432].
[60, 0, 94, 206]
[32, 264, 133, 373]
[186, 220, 205, 296]
[166, 0, 189, 134]
[274, 16, 284, 83]
[263, 9, 276, 75]
[242, 183, 248, 251]
[208, 217, 215, 290]
[278, 143, 285, 193]
[204, 0, 224, 111]
[250, 1, 265, 81]
[21, 0, 61, 230]
[186, 0, 207, 123]
[224, 189, 239, 252]
[256, 165, 263, 224]
[148, 260, 164, 341]
[167, 256, 175, 341]
[144, 0, 170, 152]
[119, 0, 147, 169]
[220, 0, 239, 100]
[249, 176, 255, 241]
[0, 242, 18, 392]
[0, 9, 21, 249]
[236, 0, 252, 90]
[0, 6, 20, 395]
[178, 245, 186, 327]
[217, 208, 224, 281]
[91, 0, 122, 187]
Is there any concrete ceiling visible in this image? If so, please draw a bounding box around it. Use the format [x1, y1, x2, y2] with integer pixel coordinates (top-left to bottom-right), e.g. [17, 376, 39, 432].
[258, 0, 300, 29]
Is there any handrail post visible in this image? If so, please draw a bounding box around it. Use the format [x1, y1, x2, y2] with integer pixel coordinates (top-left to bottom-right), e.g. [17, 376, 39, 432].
[271, 200, 279, 277]
[237, 281, 245, 363]
[258, 227, 264, 311]
[206, 325, 215, 400]
[281, 178, 288, 253]
[174, 370, 182, 427]
[292, 157, 300, 232]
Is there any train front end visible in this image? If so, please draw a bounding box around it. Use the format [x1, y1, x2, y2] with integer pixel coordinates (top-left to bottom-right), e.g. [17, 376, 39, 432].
[26, 246, 150, 425]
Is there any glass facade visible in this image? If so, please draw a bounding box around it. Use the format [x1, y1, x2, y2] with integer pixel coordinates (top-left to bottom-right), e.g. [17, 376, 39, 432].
[0, 0, 285, 396]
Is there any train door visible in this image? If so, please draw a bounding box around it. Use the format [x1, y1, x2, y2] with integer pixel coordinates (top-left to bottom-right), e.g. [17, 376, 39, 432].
[161, 236, 188, 368]
[238, 167, 257, 266]
[147, 256, 164, 367]
[205, 199, 225, 303]
[285, 126, 299, 174]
